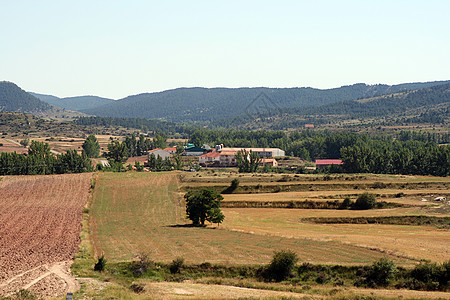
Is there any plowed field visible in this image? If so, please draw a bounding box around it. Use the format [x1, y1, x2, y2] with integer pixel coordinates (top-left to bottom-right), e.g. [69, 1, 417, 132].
[0, 173, 92, 297]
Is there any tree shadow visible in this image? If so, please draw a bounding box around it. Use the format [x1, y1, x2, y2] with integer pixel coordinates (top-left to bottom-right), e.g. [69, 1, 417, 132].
[165, 224, 206, 228]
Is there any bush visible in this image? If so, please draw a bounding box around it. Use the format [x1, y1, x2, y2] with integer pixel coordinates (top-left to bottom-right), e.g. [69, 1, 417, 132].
[339, 197, 353, 209]
[169, 257, 184, 274]
[222, 178, 240, 194]
[263, 250, 298, 282]
[408, 261, 449, 291]
[131, 252, 154, 276]
[354, 192, 377, 210]
[130, 283, 145, 294]
[357, 259, 397, 287]
[94, 255, 107, 271]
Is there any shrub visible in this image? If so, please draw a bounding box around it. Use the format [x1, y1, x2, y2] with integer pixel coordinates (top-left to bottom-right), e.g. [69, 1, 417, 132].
[130, 283, 145, 294]
[131, 252, 154, 276]
[169, 257, 184, 274]
[339, 197, 353, 209]
[357, 258, 397, 287]
[263, 250, 298, 282]
[408, 261, 449, 291]
[94, 254, 107, 271]
[354, 192, 377, 210]
[222, 178, 240, 194]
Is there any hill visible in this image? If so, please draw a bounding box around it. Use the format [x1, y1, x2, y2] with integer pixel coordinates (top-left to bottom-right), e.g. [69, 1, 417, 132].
[80, 81, 450, 122]
[215, 83, 450, 131]
[30, 92, 115, 111]
[0, 81, 52, 113]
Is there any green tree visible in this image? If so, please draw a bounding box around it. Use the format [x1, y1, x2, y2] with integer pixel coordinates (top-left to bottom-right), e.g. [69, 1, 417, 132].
[154, 134, 167, 149]
[173, 153, 183, 170]
[82, 134, 100, 158]
[354, 192, 377, 210]
[263, 250, 298, 282]
[184, 188, 224, 226]
[105, 141, 129, 163]
[235, 150, 261, 173]
[28, 140, 51, 157]
[207, 207, 225, 227]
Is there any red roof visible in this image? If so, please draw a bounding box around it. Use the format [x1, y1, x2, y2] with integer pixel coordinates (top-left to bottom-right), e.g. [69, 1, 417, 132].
[164, 147, 177, 151]
[148, 148, 162, 153]
[315, 159, 343, 165]
[200, 152, 221, 158]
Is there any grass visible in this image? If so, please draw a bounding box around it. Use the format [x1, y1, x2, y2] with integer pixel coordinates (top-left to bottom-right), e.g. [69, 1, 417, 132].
[88, 172, 410, 266]
[222, 208, 450, 263]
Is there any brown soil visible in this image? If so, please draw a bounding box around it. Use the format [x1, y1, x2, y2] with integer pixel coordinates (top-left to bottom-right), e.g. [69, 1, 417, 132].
[0, 173, 92, 298]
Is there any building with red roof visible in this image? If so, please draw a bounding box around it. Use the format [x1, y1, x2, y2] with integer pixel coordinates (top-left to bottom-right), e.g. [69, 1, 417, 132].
[315, 159, 343, 169]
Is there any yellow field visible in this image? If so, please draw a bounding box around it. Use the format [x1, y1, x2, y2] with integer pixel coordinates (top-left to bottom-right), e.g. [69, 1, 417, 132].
[222, 190, 450, 207]
[222, 208, 450, 262]
[89, 172, 415, 266]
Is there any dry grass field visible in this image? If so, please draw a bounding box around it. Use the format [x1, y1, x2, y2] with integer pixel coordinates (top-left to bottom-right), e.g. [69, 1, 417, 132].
[89, 172, 413, 266]
[0, 173, 93, 298]
[222, 208, 450, 262]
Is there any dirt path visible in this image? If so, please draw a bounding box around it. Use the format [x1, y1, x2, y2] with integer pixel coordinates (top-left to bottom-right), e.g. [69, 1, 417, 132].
[0, 261, 79, 297]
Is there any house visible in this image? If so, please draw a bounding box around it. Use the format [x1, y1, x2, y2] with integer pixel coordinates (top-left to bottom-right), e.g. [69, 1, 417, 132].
[199, 152, 221, 166]
[218, 151, 238, 166]
[305, 124, 315, 129]
[164, 147, 177, 155]
[260, 158, 278, 167]
[218, 147, 285, 158]
[315, 159, 343, 169]
[147, 148, 171, 160]
[185, 145, 206, 156]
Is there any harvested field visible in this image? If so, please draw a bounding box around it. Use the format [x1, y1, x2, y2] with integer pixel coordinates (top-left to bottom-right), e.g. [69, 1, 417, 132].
[0, 173, 92, 297]
[222, 208, 450, 262]
[90, 172, 414, 266]
[221, 190, 450, 206]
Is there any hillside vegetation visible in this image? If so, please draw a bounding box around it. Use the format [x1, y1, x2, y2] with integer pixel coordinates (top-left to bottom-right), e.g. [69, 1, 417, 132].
[80, 81, 449, 122]
[0, 82, 52, 113]
[31, 92, 115, 111]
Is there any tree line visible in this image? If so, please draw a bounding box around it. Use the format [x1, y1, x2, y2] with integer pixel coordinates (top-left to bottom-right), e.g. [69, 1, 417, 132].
[0, 141, 93, 175]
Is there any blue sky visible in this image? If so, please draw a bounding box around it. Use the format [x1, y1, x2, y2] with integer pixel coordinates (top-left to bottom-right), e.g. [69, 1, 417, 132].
[1, 0, 449, 99]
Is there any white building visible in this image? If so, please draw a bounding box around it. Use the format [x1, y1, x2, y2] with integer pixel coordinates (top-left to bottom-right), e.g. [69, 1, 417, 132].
[218, 147, 285, 157]
[147, 148, 171, 160]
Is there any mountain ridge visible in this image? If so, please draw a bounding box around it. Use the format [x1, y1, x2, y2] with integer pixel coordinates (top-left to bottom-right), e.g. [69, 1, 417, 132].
[80, 81, 450, 122]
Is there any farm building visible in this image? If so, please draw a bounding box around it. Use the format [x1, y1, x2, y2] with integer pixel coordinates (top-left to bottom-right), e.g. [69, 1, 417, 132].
[148, 148, 171, 160]
[185, 144, 212, 156]
[218, 147, 285, 158]
[164, 147, 177, 155]
[315, 159, 343, 169]
[199, 152, 221, 166]
[260, 158, 278, 167]
[218, 151, 238, 167]
[305, 124, 315, 129]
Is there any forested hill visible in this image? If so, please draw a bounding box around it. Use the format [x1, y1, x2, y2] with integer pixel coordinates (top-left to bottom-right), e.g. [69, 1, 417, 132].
[81, 81, 450, 122]
[0, 82, 52, 113]
[30, 92, 115, 111]
[293, 82, 450, 117]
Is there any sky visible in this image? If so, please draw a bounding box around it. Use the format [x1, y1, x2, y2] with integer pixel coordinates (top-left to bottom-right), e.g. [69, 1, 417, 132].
[0, 0, 449, 99]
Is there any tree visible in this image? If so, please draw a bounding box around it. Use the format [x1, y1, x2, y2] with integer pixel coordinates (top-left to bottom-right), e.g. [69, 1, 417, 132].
[173, 153, 183, 170]
[82, 135, 100, 158]
[235, 150, 261, 173]
[207, 207, 224, 227]
[184, 188, 224, 226]
[28, 140, 51, 157]
[263, 250, 298, 282]
[154, 134, 167, 149]
[105, 141, 129, 163]
[176, 144, 185, 155]
[354, 192, 377, 210]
